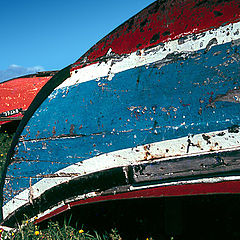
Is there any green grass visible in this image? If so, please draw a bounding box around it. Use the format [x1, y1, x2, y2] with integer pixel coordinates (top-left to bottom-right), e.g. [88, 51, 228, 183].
[0, 219, 122, 240]
[0, 131, 13, 176]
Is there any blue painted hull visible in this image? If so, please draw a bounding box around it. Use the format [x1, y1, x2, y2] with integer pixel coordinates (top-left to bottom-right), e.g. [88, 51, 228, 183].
[1, 0, 240, 226]
[4, 40, 240, 203]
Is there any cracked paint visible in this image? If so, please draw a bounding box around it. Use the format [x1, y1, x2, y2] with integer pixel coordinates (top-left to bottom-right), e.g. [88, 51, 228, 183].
[2, 0, 240, 226]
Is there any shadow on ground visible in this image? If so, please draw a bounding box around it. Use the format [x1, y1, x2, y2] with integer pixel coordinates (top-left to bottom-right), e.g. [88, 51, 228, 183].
[41, 195, 240, 240]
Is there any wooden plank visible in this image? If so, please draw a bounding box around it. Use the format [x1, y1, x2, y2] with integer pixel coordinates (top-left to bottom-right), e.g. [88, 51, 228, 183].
[131, 150, 240, 183]
[1, 0, 240, 226]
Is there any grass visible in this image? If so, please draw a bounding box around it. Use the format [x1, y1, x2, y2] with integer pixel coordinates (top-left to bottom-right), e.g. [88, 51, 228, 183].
[0, 131, 13, 177]
[0, 218, 123, 240]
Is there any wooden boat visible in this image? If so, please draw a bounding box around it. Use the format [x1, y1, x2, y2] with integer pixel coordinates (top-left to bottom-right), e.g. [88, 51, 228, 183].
[0, 71, 57, 128]
[1, 0, 240, 227]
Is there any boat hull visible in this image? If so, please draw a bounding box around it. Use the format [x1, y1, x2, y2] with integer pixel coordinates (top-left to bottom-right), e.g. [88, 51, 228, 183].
[1, 0, 240, 226]
[0, 72, 56, 126]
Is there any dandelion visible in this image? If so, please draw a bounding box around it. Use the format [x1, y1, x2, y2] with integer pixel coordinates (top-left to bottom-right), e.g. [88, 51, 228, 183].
[79, 229, 84, 234]
[0, 154, 3, 157]
[35, 230, 40, 235]
[0, 229, 3, 238]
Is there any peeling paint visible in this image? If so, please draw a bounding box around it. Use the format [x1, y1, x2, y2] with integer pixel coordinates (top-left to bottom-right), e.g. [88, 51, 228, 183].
[2, 0, 240, 226]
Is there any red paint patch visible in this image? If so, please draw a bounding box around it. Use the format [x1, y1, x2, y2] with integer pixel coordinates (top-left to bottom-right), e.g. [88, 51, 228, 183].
[72, 0, 240, 71]
[0, 76, 52, 125]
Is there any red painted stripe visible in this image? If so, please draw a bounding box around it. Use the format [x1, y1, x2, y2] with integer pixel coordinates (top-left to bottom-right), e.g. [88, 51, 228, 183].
[35, 180, 240, 224]
[35, 204, 69, 224]
[0, 77, 51, 125]
[72, 0, 240, 71]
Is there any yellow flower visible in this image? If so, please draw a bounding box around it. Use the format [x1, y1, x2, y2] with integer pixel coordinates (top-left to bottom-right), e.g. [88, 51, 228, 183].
[79, 229, 84, 234]
[34, 216, 38, 220]
[35, 230, 40, 235]
[12, 232, 14, 236]
[0, 154, 3, 157]
[25, 220, 29, 224]
[0, 229, 3, 233]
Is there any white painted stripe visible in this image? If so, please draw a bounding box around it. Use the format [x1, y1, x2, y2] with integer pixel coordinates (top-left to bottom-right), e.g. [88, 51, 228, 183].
[53, 21, 240, 91]
[32, 201, 66, 223]
[129, 175, 240, 191]
[3, 127, 240, 219]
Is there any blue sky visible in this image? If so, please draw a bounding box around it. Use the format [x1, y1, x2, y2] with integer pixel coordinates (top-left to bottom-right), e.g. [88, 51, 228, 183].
[0, 0, 155, 82]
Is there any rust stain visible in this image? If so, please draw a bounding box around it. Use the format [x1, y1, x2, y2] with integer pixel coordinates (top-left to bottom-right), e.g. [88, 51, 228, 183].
[70, 124, 75, 135]
[52, 126, 56, 136]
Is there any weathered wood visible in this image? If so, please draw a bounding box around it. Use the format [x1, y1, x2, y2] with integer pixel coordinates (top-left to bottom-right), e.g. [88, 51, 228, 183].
[1, 0, 240, 226]
[131, 150, 240, 183]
